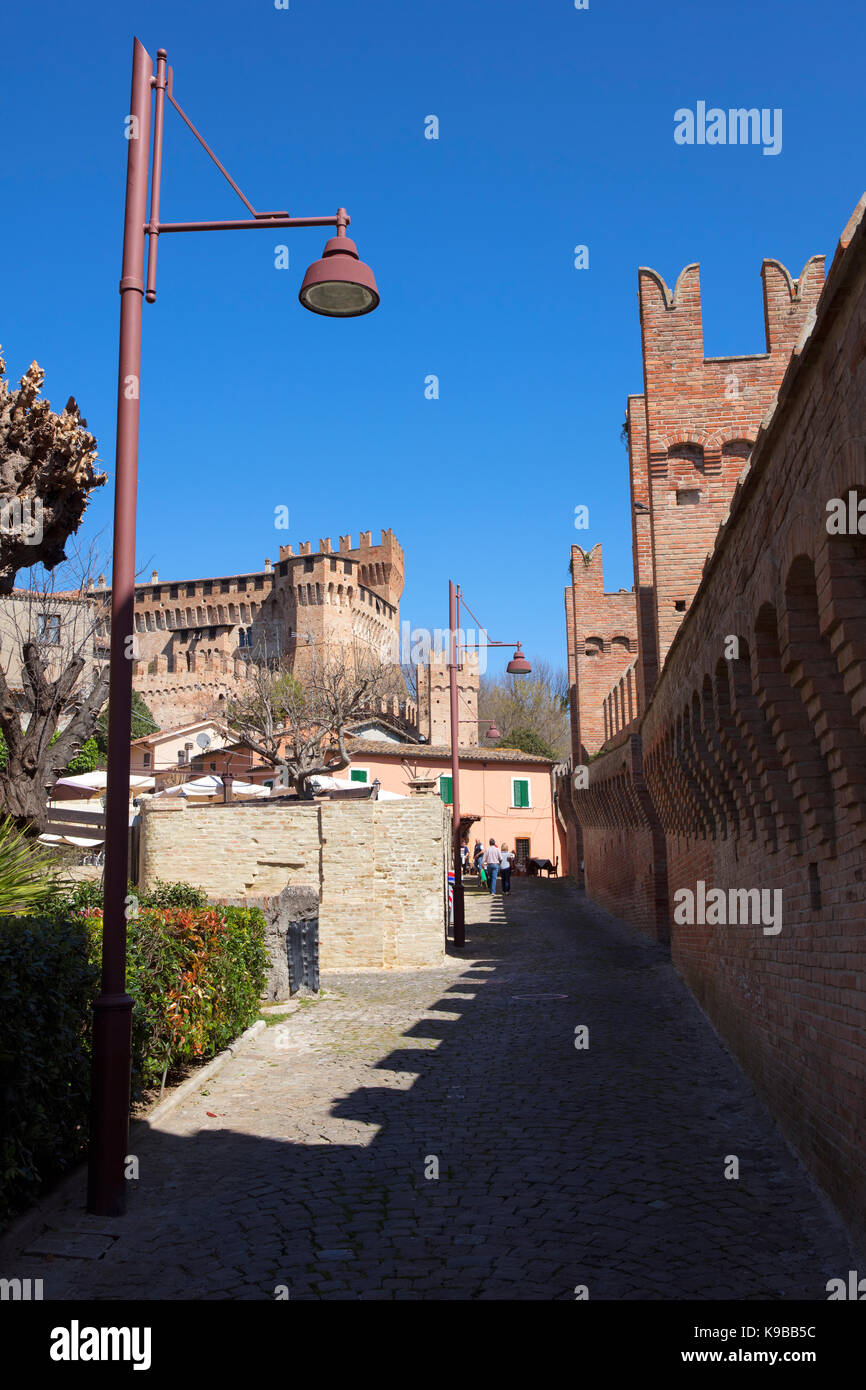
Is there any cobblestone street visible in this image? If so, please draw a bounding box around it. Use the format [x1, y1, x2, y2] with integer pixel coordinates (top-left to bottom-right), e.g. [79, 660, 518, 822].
[5, 878, 859, 1300]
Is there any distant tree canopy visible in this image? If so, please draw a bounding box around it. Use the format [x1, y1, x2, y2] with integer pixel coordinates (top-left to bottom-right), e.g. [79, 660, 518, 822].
[479, 658, 569, 762]
[95, 691, 159, 755]
[496, 726, 558, 760]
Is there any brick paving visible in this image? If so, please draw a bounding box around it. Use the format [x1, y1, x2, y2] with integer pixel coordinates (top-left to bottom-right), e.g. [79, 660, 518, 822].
[3, 877, 859, 1300]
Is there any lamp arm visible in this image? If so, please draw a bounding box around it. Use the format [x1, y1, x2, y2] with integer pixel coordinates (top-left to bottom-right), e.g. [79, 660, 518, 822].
[143, 48, 351, 302]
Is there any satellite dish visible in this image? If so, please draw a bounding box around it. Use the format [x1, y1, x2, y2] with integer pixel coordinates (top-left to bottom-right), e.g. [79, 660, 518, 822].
[196, 732, 212, 749]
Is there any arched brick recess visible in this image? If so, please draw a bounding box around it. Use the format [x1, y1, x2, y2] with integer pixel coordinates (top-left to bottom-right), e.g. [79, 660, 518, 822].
[755, 596, 835, 853]
[781, 553, 866, 840]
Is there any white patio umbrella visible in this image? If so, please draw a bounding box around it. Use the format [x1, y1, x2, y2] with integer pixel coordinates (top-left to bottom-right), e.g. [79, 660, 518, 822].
[152, 775, 271, 800]
[309, 774, 404, 800]
[51, 771, 155, 799]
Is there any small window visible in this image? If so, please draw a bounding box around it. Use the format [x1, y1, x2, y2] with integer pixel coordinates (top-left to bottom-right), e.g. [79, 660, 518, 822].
[512, 778, 530, 809]
[439, 774, 453, 804]
[203, 581, 213, 596]
[186, 584, 196, 598]
[676, 488, 701, 506]
[208, 627, 216, 640]
[304, 558, 314, 573]
[37, 613, 61, 645]
[143, 752, 151, 768]
[209, 762, 216, 772]
[170, 585, 178, 599]
[220, 580, 230, 593]
[674, 599, 687, 612]
[238, 579, 247, 592]
[177, 750, 186, 765]
[279, 562, 288, 577]
[350, 768, 368, 783]
[330, 558, 337, 572]
[344, 560, 352, 574]
[255, 577, 264, 590]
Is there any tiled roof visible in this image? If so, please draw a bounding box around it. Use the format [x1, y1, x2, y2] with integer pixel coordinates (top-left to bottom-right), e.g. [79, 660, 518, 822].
[345, 738, 556, 765]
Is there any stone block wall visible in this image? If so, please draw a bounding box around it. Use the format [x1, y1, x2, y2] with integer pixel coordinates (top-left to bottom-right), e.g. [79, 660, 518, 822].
[138, 795, 448, 969]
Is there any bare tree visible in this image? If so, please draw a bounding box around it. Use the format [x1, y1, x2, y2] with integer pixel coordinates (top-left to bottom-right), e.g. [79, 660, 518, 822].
[223, 636, 399, 797]
[0, 351, 105, 593]
[0, 542, 111, 830]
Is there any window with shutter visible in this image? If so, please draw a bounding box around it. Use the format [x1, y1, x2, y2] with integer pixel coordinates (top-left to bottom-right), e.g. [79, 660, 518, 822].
[512, 778, 530, 808]
[350, 768, 368, 783]
[439, 775, 453, 804]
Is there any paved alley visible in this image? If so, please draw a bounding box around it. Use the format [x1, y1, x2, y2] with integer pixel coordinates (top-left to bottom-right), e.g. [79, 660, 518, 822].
[3, 878, 859, 1300]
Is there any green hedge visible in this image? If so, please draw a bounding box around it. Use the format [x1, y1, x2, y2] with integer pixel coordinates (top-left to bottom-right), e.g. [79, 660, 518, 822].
[0, 916, 98, 1229]
[0, 883, 268, 1228]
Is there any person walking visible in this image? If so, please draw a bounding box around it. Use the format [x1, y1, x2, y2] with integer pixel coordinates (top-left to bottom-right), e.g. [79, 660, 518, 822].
[482, 838, 502, 895]
[500, 842, 514, 894]
[472, 840, 484, 876]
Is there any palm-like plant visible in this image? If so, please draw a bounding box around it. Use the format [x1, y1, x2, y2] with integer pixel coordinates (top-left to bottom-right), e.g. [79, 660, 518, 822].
[0, 815, 66, 915]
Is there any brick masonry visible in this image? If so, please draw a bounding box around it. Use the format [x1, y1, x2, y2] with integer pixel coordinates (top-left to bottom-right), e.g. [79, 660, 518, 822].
[558, 194, 866, 1243]
[92, 528, 410, 729]
[138, 795, 450, 969]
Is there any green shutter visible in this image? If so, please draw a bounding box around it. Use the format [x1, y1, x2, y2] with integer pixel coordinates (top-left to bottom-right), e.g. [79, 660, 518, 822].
[350, 769, 368, 783]
[513, 779, 529, 808]
[440, 775, 453, 804]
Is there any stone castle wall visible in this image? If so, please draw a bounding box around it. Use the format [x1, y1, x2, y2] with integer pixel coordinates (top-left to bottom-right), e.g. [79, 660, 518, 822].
[92, 528, 405, 728]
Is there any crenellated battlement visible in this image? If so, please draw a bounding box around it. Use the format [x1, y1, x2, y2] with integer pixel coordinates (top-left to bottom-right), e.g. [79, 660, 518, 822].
[638, 256, 825, 371]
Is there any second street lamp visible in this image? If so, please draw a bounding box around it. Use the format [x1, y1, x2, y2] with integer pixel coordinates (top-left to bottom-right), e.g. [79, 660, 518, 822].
[447, 580, 531, 949]
[88, 36, 380, 1218]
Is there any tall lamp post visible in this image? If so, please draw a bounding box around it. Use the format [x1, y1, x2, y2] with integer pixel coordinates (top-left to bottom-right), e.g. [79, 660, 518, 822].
[88, 37, 380, 1217]
[447, 580, 531, 949]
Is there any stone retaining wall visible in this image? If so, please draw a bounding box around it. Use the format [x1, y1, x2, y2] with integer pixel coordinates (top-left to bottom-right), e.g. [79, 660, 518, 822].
[138, 795, 449, 969]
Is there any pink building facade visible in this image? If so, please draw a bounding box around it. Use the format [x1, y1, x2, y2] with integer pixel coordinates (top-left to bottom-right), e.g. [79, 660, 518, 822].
[345, 740, 566, 871]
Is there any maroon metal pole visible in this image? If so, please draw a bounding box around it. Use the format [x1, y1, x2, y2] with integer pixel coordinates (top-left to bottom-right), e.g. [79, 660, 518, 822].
[449, 580, 465, 947]
[87, 36, 153, 1216]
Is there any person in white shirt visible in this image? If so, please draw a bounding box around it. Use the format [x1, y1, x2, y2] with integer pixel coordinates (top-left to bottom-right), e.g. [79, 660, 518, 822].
[482, 839, 502, 895]
[499, 843, 514, 894]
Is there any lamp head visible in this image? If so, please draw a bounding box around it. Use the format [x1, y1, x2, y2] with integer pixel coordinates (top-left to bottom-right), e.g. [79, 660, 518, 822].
[505, 643, 531, 676]
[299, 234, 379, 317]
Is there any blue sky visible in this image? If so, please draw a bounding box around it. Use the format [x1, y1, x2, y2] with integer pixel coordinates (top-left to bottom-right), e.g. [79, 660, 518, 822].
[2, 0, 864, 671]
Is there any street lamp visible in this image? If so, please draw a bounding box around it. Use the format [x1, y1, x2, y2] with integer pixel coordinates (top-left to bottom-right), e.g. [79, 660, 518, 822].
[447, 580, 531, 949]
[88, 37, 379, 1218]
[299, 235, 379, 317]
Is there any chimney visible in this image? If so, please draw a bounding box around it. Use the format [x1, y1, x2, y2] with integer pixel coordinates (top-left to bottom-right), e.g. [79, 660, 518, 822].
[264, 558, 272, 572]
[151, 569, 158, 583]
[98, 573, 106, 587]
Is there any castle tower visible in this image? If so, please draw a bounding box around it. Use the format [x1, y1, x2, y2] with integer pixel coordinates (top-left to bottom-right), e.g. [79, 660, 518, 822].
[636, 255, 825, 680]
[564, 544, 637, 761]
[417, 649, 479, 746]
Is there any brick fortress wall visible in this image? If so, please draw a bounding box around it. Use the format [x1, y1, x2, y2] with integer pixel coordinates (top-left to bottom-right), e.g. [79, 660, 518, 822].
[559, 196, 866, 1240]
